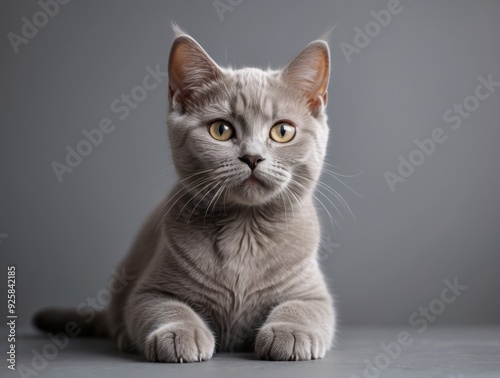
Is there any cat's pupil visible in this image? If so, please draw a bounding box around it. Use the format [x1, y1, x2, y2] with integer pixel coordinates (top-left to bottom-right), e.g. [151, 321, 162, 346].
[219, 124, 225, 136]
[280, 125, 286, 137]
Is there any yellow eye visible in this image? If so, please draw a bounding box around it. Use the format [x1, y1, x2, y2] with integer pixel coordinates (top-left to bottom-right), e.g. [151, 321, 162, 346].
[208, 121, 234, 141]
[270, 123, 296, 143]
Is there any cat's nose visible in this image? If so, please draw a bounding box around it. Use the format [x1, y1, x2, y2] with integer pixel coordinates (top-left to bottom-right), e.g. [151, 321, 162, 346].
[239, 154, 264, 170]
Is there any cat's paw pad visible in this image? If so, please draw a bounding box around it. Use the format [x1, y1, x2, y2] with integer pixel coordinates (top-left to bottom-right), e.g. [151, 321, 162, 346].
[144, 322, 215, 363]
[255, 323, 326, 361]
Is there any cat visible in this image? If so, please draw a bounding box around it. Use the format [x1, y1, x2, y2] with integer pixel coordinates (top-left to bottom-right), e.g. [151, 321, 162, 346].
[34, 26, 336, 362]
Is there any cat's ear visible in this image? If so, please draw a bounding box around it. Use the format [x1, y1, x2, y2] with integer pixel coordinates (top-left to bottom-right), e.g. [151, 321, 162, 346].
[282, 40, 330, 114]
[168, 31, 222, 104]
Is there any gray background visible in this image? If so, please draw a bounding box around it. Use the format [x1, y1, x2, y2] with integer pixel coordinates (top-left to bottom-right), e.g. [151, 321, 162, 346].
[1, 0, 499, 329]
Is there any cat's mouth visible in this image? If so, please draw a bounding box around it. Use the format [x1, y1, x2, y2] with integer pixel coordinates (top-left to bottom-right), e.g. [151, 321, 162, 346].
[242, 172, 271, 189]
[243, 173, 263, 186]
[227, 171, 282, 206]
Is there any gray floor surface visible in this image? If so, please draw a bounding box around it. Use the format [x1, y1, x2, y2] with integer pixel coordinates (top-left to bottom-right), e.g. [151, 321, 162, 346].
[2, 327, 500, 378]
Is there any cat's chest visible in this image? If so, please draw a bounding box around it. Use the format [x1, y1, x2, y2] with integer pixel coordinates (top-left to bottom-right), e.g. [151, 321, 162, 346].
[215, 212, 279, 256]
[212, 216, 281, 286]
[164, 212, 309, 350]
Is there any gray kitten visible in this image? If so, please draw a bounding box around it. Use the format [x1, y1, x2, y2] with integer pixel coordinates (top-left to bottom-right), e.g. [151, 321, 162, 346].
[35, 27, 335, 362]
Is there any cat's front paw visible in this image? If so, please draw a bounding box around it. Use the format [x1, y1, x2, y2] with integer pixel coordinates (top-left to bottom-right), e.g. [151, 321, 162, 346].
[144, 322, 215, 363]
[255, 323, 327, 361]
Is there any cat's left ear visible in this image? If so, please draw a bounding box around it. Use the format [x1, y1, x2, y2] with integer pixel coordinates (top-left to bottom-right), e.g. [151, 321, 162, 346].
[282, 40, 330, 115]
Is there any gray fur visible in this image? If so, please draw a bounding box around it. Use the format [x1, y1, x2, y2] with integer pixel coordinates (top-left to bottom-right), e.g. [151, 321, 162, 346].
[34, 29, 336, 362]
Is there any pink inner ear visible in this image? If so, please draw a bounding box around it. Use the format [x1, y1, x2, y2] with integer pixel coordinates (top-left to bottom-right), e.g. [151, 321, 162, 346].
[168, 36, 222, 103]
[282, 41, 330, 113]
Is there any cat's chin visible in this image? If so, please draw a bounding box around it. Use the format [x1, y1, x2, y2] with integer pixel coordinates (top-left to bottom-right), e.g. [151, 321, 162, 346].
[229, 192, 279, 207]
[227, 177, 282, 207]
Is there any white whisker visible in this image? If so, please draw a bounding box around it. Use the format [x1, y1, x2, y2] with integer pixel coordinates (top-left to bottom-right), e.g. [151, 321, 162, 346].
[180, 179, 221, 224]
[293, 173, 345, 221]
[154, 175, 216, 232]
[290, 178, 340, 233]
[152, 174, 212, 231]
[315, 180, 355, 221]
[203, 179, 227, 224]
[281, 192, 288, 231]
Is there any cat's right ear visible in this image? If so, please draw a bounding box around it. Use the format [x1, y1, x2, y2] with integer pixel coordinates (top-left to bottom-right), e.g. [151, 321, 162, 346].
[168, 32, 222, 105]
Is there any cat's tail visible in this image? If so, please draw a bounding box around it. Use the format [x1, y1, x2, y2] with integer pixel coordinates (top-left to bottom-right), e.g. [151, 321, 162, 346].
[33, 308, 109, 337]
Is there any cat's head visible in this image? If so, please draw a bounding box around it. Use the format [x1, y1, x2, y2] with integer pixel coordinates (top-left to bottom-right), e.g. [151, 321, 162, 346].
[167, 28, 330, 208]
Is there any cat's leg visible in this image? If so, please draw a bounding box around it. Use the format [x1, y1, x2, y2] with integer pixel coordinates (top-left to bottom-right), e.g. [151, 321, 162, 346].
[126, 294, 215, 363]
[255, 298, 335, 361]
[108, 318, 133, 353]
[107, 293, 134, 352]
